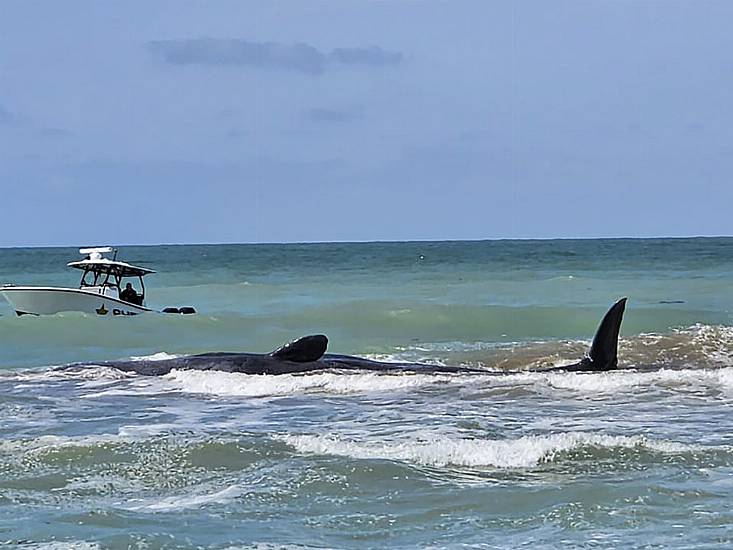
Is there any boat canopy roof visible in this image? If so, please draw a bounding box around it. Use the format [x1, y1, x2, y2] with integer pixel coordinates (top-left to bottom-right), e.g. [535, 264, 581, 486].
[67, 248, 155, 278]
[67, 259, 155, 277]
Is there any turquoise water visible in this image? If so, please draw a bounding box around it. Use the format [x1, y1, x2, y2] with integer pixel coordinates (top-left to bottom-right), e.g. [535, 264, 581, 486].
[1, 238, 733, 548]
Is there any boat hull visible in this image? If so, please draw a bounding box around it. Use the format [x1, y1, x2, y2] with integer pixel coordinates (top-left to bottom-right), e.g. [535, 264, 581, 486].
[0, 287, 152, 316]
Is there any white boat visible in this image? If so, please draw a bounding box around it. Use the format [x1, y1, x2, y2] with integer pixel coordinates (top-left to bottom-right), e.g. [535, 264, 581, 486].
[1, 247, 156, 316]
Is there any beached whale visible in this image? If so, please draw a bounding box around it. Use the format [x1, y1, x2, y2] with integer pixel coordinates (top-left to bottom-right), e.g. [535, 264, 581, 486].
[72, 298, 627, 376]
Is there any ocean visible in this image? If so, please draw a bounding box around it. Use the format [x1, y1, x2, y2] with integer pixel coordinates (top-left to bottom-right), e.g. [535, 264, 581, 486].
[0, 238, 732, 548]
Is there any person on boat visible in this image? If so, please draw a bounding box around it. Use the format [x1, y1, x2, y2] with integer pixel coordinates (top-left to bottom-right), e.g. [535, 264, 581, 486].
[120, 283, 140, 304]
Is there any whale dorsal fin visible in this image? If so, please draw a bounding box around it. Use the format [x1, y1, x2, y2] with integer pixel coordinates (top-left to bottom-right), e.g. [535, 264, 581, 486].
[585, 297, 627, 370]
[269, 335, 328, 363]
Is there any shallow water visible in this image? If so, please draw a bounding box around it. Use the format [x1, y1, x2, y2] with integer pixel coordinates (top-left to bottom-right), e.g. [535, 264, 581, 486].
[0, 239, 732, 548]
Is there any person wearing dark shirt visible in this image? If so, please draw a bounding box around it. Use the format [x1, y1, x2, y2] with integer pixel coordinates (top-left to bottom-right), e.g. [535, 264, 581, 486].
[120, 283, 139, 304]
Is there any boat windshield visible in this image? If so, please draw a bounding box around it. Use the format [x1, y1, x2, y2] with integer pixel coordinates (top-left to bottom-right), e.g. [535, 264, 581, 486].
[76, 268, 147, 304]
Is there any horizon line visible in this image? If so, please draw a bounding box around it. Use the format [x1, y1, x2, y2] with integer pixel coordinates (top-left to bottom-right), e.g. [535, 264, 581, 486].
[1, 234, 732, 250]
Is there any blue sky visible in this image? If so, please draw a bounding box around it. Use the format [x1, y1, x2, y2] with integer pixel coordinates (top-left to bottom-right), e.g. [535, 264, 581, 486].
[1, 1, 732, 246]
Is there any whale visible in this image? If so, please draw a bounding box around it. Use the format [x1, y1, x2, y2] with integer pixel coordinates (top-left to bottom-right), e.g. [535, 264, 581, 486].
[71, 298, 627, 376]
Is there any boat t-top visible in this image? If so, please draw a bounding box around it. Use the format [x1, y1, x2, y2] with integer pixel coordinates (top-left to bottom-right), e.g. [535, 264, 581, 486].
[1, 247, 193, 316]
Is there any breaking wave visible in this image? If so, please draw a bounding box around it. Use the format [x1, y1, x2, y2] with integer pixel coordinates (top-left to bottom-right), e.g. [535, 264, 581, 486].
[488, 366, 733, 394]
[163, 369, 460, 397]
[157, 365, 733, 398]
[279, 432, 714, 469]
[16, 543, 101, 550]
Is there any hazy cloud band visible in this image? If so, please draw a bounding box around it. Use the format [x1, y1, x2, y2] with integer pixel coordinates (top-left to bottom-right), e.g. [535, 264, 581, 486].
[147, 38, 402, 74]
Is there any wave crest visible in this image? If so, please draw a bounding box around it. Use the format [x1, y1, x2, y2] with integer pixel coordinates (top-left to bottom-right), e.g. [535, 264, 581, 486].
[164, 369, 457, 397]
[279, 432, 708, 469]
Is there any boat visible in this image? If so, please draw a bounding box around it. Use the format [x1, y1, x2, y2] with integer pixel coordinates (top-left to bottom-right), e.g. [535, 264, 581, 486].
[0, 247, 187, 317]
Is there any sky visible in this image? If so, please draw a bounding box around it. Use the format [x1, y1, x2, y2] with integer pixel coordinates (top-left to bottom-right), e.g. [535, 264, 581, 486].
[1, 0, 733, 246]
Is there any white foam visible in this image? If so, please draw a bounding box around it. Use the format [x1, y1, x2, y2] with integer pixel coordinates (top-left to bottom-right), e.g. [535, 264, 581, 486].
[5, 366, 134, 385]
[20, 543, 101, 550]
[220, 544, 313, 550]
[80, 386, 161, 399]
[117, 423, 184, 437]
[538, 367, 733, 393]
[439, 366, 733, 395]
[362, 353, 449, 367]
[279, 432, 702, 469]
[0, 422, 205, 457]
[715, 368, 733, 387]
[80, 375, 177, 398]
[125, 484, 241, 512]
[149, 364, 733, 398]
[63, 474, 140, 495]
[128, 351, 180, 361]
[0, 433, 130, 457]
[164, 369, 457, 397]
[395, 341, 520, 353]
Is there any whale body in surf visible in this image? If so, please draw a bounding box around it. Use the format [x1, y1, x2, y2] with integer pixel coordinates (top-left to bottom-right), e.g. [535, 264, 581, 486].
[74, 298, 628, 376]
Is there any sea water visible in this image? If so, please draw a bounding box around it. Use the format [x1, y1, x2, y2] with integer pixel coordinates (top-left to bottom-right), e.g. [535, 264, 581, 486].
[0, 238, 732, 548]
